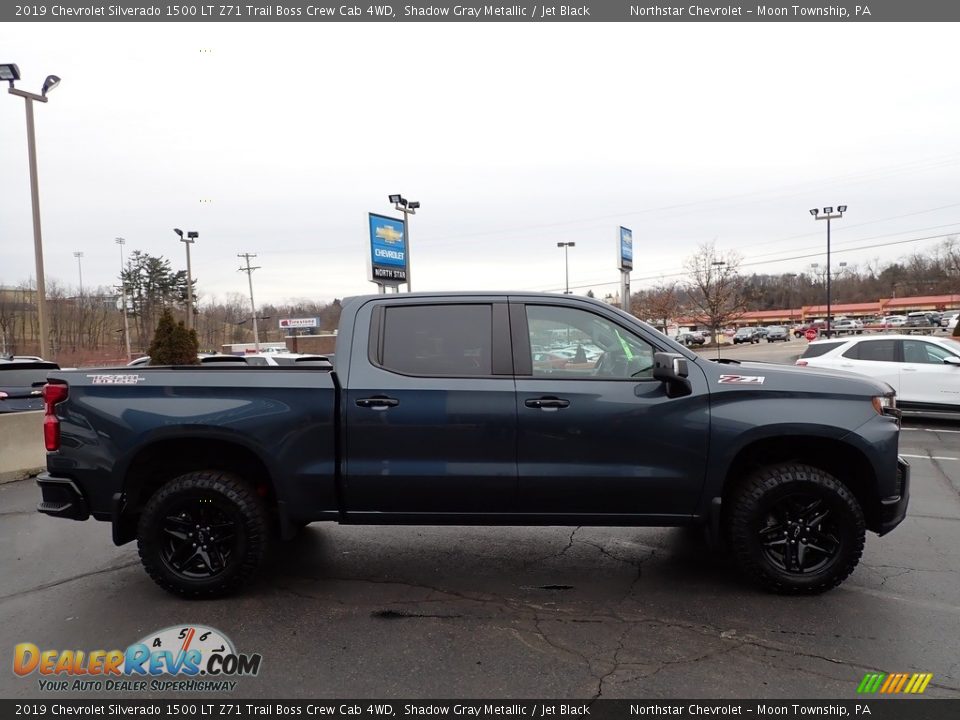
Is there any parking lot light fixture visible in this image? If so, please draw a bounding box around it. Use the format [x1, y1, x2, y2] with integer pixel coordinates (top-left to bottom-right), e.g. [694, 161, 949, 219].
[174, 228, 197, 331]
[557, 242, 576, 294]
[6, 64, 60, 360]
[41, 75, 60, 96]
[115, 238, 132, 362]
[389, 194, 419, 292]
[0, 63, 21, 86]
[809, 206, 847, 337]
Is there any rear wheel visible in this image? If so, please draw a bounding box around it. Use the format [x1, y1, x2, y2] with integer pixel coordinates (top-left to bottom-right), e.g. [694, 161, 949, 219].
[137, 471, 270, 598]
[726, 464, 865, 594]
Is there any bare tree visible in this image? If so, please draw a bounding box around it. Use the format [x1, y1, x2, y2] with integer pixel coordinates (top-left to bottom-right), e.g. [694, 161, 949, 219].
[634, 282, 682, 334]
[684, 242, 748, 344]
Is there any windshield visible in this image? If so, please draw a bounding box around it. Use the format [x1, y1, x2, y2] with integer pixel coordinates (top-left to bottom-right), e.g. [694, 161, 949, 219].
[937, 338, 960, 356]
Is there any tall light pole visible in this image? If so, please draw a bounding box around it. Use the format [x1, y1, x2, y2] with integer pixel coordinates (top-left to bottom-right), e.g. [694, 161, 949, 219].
[712, 260, 726, 359]
[115, 238, 132, 361]
[173, 228, 197, 330]
[809, 206, 847, 337]
[238, 253, 261, 351]
[73, 251, 84, 299]
[557, 242, 576, 294]
[388, 194, 419, 292]
[3, 63, 61, 359]
[784, 272, 798, 325]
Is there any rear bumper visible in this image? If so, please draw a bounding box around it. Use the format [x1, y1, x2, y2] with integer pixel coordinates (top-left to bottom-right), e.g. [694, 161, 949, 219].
[877, 457, 910, 536]
[36, 472, 90, 521]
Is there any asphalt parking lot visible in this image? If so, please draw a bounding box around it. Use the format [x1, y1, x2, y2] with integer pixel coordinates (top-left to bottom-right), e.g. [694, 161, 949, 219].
[1, 340, 958, 700]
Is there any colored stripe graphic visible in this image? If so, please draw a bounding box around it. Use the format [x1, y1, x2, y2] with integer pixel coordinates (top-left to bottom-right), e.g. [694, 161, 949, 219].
[857, 672, 932, 694]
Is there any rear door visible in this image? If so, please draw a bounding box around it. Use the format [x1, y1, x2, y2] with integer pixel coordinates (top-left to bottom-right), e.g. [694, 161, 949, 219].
[833, 338, 900, 393]
[342, 299, 518, 514]
[511, 299, 710, 519]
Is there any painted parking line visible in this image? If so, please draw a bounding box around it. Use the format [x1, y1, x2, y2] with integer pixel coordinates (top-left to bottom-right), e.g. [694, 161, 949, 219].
[900, 454, 960, 461]
[902, 428, 960, 434]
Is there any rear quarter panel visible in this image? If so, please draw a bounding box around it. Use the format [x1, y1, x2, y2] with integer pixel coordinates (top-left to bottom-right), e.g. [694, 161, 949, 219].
[46, 367, 338, 518]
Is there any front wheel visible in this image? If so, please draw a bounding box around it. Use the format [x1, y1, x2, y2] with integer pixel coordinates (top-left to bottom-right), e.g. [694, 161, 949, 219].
[137, 471, 271, 598]
[726, 464, 865, 594]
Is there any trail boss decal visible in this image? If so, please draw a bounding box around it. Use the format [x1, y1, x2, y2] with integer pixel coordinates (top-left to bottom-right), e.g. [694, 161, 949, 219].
[718, 374, 765, 385]
[86, 374, 145, 385]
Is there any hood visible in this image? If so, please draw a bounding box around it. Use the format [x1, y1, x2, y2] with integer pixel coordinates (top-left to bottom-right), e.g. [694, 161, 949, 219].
[698, 359, 895, 398]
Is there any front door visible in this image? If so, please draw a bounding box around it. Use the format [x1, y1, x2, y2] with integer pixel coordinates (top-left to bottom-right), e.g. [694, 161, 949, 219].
[343, 300, 518, 514]
[512, 301, 710, 519]
[899, 338, 960, 407]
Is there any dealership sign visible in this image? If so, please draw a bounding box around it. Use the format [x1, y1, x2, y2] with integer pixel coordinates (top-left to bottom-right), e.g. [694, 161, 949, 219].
[368, 212, 408, 285]
[279, 318, 319, 329]
[618, 226, 633, 271]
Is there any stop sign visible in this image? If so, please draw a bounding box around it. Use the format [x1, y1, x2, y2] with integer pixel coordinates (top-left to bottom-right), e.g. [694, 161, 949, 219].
[804, 328, 818, 341]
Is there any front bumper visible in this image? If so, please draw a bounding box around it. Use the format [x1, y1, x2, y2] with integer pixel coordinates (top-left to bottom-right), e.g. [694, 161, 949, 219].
[36, 472, 90, 521]
[877, 457, 910, 536]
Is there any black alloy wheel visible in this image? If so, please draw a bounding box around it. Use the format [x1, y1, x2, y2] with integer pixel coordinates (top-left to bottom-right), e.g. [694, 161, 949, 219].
[137, 471, 270, 597]
[159, 497, 239, 580]
[757, 494, 841, 574]
[727, 463, 865, 594]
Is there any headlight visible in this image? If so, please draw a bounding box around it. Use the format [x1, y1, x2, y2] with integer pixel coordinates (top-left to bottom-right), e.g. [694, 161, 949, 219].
[872, 394, 897, 416]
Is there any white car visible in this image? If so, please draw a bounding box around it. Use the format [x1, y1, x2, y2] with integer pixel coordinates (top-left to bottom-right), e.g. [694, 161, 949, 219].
[796, 334, 960, 411]
[882, 315, 907, 327]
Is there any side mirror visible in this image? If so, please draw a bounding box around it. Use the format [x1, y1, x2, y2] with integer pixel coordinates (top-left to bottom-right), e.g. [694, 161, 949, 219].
[943, 356, 960, 366]
[653, 352, 692, 398]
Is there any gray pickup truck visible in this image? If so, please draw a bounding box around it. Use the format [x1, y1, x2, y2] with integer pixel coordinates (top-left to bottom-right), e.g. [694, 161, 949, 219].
[36, 293, 909, 598]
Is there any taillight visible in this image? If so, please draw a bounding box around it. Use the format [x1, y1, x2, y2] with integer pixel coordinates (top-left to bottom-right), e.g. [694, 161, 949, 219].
[43, 382, 68, 451]
[795, 360, 808, 366]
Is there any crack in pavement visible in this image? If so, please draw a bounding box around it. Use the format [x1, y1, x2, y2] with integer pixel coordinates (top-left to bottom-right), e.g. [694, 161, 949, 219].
[0, 559, 140, 602]
[907, 512, 960, 523]
[929, 454, 960, 504]
[592, 625, 632, 701]
[523, 527, 582, 567]
[0, 509, 38, 518]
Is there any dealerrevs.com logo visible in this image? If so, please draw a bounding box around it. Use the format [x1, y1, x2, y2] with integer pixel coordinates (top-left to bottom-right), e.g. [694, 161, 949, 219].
[13, 625, 262, 693]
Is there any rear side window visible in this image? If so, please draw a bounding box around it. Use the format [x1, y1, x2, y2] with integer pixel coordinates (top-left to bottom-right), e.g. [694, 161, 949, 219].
[0, 368, 54, 386]
[380, 304, 492, 376]
[844, 340, 897, 362]
[800, 342, 844, 359]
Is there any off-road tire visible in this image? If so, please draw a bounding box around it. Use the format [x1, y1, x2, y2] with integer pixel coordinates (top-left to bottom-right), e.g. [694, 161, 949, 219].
[727, 463, 865, 595]
[137, 470, 270, 598]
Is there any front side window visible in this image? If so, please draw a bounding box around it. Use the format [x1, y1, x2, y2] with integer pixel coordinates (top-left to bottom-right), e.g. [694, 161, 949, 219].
[526, 305, 655, 380]
[903, 340, 954, 365]
[380, 304, 492, 376]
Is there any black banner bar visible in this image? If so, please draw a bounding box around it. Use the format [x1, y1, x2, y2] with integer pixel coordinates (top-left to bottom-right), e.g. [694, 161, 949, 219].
[3, 0, 960, 23]
[2, 700, 959, 720]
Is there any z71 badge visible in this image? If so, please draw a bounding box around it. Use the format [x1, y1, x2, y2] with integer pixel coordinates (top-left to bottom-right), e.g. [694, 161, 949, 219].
[718, 374, 765, 385]
[86, 374, 145, 385]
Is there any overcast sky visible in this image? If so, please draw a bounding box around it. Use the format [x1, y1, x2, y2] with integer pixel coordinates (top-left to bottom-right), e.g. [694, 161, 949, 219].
[2, 22, 959, 306]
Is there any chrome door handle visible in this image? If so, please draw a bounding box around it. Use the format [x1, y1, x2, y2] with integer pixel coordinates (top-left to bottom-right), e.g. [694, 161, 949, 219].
[525, 397, 570, 410]
[356, 396, 400, 410]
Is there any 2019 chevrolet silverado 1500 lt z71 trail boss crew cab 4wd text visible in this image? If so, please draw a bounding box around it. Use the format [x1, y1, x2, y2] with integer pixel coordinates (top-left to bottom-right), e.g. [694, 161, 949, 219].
[35, 293, 908, 598]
